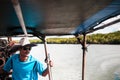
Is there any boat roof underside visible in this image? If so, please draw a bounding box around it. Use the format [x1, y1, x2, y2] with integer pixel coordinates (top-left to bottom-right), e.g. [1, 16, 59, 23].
[0, 0, 120, 37]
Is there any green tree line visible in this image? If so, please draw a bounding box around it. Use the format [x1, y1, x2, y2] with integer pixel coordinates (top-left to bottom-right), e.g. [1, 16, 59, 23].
[30, 31, 120, 44]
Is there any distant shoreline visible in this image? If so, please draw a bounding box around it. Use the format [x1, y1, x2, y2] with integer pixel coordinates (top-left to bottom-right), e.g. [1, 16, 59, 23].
[30, 31, 120, 44]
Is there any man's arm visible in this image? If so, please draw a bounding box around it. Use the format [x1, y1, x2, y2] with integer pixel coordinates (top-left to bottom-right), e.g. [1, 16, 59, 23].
[42, 61, 53, 76]
[42, 67, 49, 76]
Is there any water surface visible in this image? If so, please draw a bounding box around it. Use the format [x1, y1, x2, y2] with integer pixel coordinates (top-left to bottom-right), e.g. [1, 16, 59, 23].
[30, 44, 120, 80]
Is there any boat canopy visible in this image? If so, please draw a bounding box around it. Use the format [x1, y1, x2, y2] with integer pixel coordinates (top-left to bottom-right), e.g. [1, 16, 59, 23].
[0, 0, 120, 37]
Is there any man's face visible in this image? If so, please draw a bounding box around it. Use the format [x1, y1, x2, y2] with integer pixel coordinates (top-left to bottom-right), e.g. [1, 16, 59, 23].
[20, 46, 31, 57]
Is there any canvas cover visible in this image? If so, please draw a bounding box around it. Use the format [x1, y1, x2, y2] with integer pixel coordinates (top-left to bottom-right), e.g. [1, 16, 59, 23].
[0, 0, 120, 37]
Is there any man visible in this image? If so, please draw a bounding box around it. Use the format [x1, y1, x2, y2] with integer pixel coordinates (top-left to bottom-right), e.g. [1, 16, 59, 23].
[0, 37, 53, 80]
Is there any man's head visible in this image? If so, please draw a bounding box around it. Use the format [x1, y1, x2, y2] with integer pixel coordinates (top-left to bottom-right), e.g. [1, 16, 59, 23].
[18, 37, 37, 57]
[9, 37, 36, 55]
[19, 37, 36, 47]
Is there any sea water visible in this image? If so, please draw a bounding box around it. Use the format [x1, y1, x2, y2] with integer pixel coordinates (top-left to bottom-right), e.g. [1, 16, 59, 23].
[30, 44, 120, 80]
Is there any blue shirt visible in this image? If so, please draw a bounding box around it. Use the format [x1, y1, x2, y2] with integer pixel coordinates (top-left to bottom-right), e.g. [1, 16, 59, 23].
[3, 54, 46, 80]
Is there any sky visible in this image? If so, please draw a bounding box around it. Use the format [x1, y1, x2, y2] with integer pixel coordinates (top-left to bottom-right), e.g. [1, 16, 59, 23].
[93, 23, 120, 34]
[92, 15, 120, 34]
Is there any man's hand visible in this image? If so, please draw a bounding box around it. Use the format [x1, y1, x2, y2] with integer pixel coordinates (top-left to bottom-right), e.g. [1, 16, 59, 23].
[49, 60, 53, 67]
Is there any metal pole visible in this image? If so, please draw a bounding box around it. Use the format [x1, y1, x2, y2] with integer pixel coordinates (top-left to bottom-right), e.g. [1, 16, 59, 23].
[43, 38, 53, 80]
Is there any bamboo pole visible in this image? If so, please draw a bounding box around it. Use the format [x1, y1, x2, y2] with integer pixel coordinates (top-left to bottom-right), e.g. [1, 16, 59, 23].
[82, 33, 87, 80]
[76, 33, 87, 80]
[43, 38, 53, 80]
